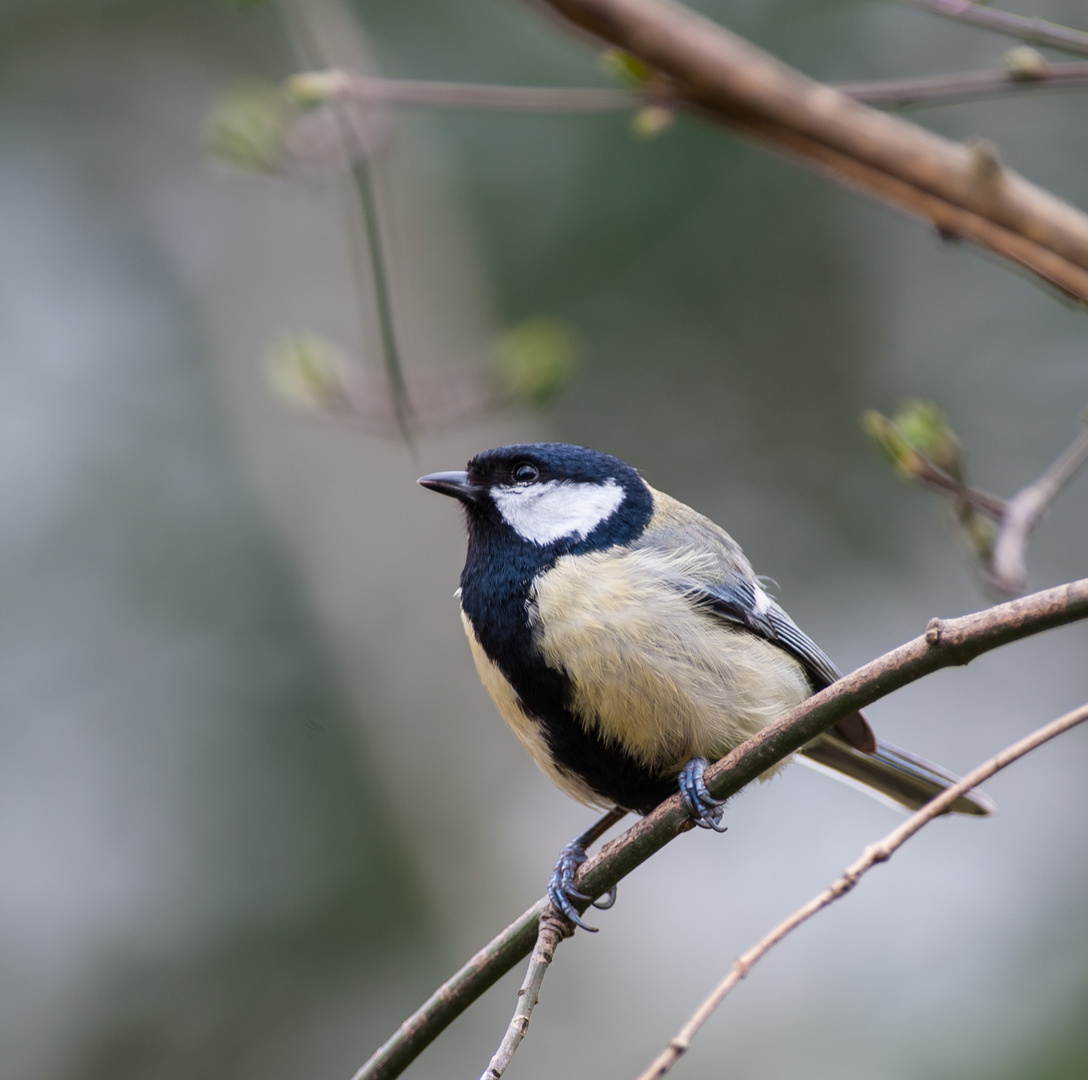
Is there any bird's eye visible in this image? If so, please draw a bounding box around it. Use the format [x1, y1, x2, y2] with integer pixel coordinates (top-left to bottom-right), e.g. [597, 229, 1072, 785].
[512, 463, 539, 484]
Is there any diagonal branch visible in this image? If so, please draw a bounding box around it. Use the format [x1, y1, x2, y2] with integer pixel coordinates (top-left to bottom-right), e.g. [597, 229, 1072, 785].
[479, 806, 624, 1079]
[990, 421, 1088, 592]
[531, 0, 1088, 302]
[638, 698, 1088, 1080]
[351, 577, 1088, 1080]
[479, 909, 573, 1080]
[897, 0, 1088, 58]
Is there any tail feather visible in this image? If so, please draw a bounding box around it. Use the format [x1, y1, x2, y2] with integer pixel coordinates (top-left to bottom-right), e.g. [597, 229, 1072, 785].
[800, 734, 996, 817]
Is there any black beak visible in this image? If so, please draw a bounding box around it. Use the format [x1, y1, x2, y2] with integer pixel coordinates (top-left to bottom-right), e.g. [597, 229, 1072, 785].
[417, 470, 483, 505]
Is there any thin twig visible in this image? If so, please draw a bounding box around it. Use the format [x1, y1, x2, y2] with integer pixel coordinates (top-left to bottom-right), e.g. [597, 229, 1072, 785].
[351, 578, 1088, 1080]
[480, 910, 572, 1080]
[283, 0, 414, 445]
[479, 806, 625, 1078]
[350, 156, 414, 445]
[896, 451, 1008, 520]
[836, 61, 1088, 108]
[897, 0, 1088, 59]
[533, 0, 1088, 302]
[331, 74, 645, 111]
[350, 900, 546, 1080]
[990, 420, 1088, 592]
[638, 699, 1088, 1080]
[299, 61, 1088, 118]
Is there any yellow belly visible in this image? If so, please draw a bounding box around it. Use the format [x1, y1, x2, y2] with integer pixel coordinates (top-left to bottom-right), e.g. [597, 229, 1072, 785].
[460, 608, 607, 806]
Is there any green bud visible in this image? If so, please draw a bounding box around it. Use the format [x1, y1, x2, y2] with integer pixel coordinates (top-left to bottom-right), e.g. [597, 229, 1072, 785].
[862, 409, 923, 478]
[266, 331, 352, 412]
[493, 318, 578, 405]
[630, 105, 674, 140]
[599, 48, 653, 86]
[892, 399, 963, 476]
[202, 80, 291, 174]
[284, 70, 351, 107]
[862, 400, 963, 480]
[1003, 46, 1048, 80]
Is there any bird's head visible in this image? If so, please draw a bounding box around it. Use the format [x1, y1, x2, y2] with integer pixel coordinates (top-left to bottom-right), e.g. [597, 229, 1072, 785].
[419, 443, 653, 553]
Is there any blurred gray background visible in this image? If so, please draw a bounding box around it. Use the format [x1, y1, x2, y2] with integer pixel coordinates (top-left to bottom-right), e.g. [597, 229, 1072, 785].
[2, 1, 1087, 1078]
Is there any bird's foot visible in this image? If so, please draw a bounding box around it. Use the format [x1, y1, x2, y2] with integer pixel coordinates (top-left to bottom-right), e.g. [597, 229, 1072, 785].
[547, 839, 618, 932]
[678, 757, 729, 831]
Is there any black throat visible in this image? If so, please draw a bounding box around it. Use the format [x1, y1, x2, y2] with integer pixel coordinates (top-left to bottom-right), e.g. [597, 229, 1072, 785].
[458, 476, 673, 811]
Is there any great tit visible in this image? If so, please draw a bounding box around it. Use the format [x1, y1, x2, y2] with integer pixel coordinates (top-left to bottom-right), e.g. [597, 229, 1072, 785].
[419, 443, 994, 929]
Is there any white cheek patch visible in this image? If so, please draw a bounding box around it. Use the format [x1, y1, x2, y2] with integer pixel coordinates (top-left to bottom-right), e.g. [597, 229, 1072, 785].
[492, 479, 625, 545]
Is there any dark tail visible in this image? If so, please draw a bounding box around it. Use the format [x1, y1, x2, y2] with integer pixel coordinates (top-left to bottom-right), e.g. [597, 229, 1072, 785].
[800, 734, 996, 816]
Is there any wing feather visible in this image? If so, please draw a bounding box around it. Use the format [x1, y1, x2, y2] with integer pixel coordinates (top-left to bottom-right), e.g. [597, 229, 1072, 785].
[636, 490, 875, 752]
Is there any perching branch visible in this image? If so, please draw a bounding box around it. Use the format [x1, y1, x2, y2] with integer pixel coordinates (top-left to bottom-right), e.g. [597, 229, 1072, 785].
[897, 0, 1088, 59]
[530, 0, 1088, 302]
[352, 577, 1088, 1080]
[637, 698, 1088, 1080]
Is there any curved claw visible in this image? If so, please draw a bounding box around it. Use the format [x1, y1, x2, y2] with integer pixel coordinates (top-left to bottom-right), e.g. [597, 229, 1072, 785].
[592, 885, 618, 910]
[547, 840, 599, 931]
[678, 757, 730, 832]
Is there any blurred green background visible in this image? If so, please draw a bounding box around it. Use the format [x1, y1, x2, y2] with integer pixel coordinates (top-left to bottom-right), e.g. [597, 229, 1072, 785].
[2, 1, 1087, 1078]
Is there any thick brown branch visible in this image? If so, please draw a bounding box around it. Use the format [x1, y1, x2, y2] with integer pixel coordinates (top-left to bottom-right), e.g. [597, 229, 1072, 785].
[533, 0, 1088, 301]
[352, 578, 1088, 1080]
[638, 699, 1088, 1080]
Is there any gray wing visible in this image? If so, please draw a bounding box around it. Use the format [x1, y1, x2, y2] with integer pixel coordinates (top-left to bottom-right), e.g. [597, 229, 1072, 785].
[682, 575, 877, 753]
[638, 487, 875, 751]
[689, 576, 842, 689]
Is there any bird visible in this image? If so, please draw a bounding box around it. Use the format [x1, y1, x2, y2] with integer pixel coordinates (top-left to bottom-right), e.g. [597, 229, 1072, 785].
[419, 442, 994, 929]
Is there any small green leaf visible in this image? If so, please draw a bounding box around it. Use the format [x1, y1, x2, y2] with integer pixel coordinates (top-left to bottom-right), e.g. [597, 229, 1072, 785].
[266, 331, 353, 413]
[202, 80, 291, 174]
[862, 409, 923, 479]
[599, 48, 653, 86]
[864, 400, 964, 480]
[492, 318, 578, 405]
[892, 399, 963, 477]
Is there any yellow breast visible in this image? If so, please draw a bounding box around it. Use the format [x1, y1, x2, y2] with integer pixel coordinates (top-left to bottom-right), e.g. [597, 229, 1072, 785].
[460, 608, 606, 806]
[528, 544, 810, 775]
